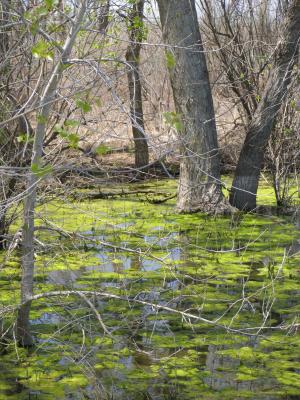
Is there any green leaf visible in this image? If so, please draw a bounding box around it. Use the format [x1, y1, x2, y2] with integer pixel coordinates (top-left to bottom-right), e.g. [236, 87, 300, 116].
[64, 119, 80, 128]
[25, 5, 49, 22]
[76, 99, 92, 113]
[95, 144, 111, 155]
[31, 162, 53, 178]
[55, 125, 68, 138]
[163, 111, 183, 132]
[165, 51, 176, 70]
[132, 16, 142, 29]
[67, 133, 79, 149]
[44, 0, 59, 10]
[17, 133, 33, 144]
[17, 133, 27, 143]
[55, 125, 79, 148]
[32, 40, 53, 60]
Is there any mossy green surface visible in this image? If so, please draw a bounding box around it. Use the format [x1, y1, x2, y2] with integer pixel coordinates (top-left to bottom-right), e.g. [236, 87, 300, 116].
[0, 178, 299, 399]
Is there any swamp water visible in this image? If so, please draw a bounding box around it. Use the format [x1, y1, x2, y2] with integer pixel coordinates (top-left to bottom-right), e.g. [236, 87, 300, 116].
[0, 180, 299, 399]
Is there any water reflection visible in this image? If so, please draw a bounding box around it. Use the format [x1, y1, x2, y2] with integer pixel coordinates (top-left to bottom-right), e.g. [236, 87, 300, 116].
[1, 210, 300, 400]
[204, 343, 278, 398]
[141, 258, 161, 271]
[31, 312, 61, 325]
[47, 269, 83, 286]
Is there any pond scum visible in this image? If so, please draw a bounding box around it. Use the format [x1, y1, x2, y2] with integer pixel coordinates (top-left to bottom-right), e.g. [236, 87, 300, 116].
[0, 179, 299, 399]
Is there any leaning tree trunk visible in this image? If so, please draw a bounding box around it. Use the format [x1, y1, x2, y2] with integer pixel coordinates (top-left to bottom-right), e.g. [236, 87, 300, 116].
[157, 0, 229, 213]
[125, 0, 149, 169]
[229, 0, 300, 211]
[16, 1, 87, 347]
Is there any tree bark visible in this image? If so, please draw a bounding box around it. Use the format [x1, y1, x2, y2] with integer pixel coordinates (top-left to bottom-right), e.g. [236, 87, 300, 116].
[16, 0, 88, 347]
[0, 177, 17, 250]
[0, 216, 6, 250]
[125, 0, 149, 169]
[230, 0, 300, 211]
[0, 0, 9, 251]
[0, 1, 17, 250]
[157, 0, 229, 213]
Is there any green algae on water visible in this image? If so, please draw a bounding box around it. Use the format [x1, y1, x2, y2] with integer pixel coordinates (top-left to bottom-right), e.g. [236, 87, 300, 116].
[0, 178, 299, 399]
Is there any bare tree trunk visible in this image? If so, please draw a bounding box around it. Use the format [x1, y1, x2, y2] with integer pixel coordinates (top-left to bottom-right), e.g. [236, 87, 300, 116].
[0, 177, 17, 250]
[16, 0, 88, 347]
[157, 0, 229, 213]
[125, 0, 149, 169]
[0, 0, 9, 250]
[0, 216, 6, 250]
[230, 0, 300, 210]
[0, 1, 16, 250]
[97, 0, 110, 32]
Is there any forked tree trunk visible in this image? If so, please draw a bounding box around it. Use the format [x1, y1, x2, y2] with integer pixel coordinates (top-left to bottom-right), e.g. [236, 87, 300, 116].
[16, 1, 87, 347]
[230, 0, 300, 210]
[125, 0, 149, 169]
[157, 0, 229, 213]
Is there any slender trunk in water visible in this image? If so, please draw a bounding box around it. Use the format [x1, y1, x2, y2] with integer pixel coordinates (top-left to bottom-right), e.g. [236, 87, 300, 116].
[16, 0, 88, 346]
